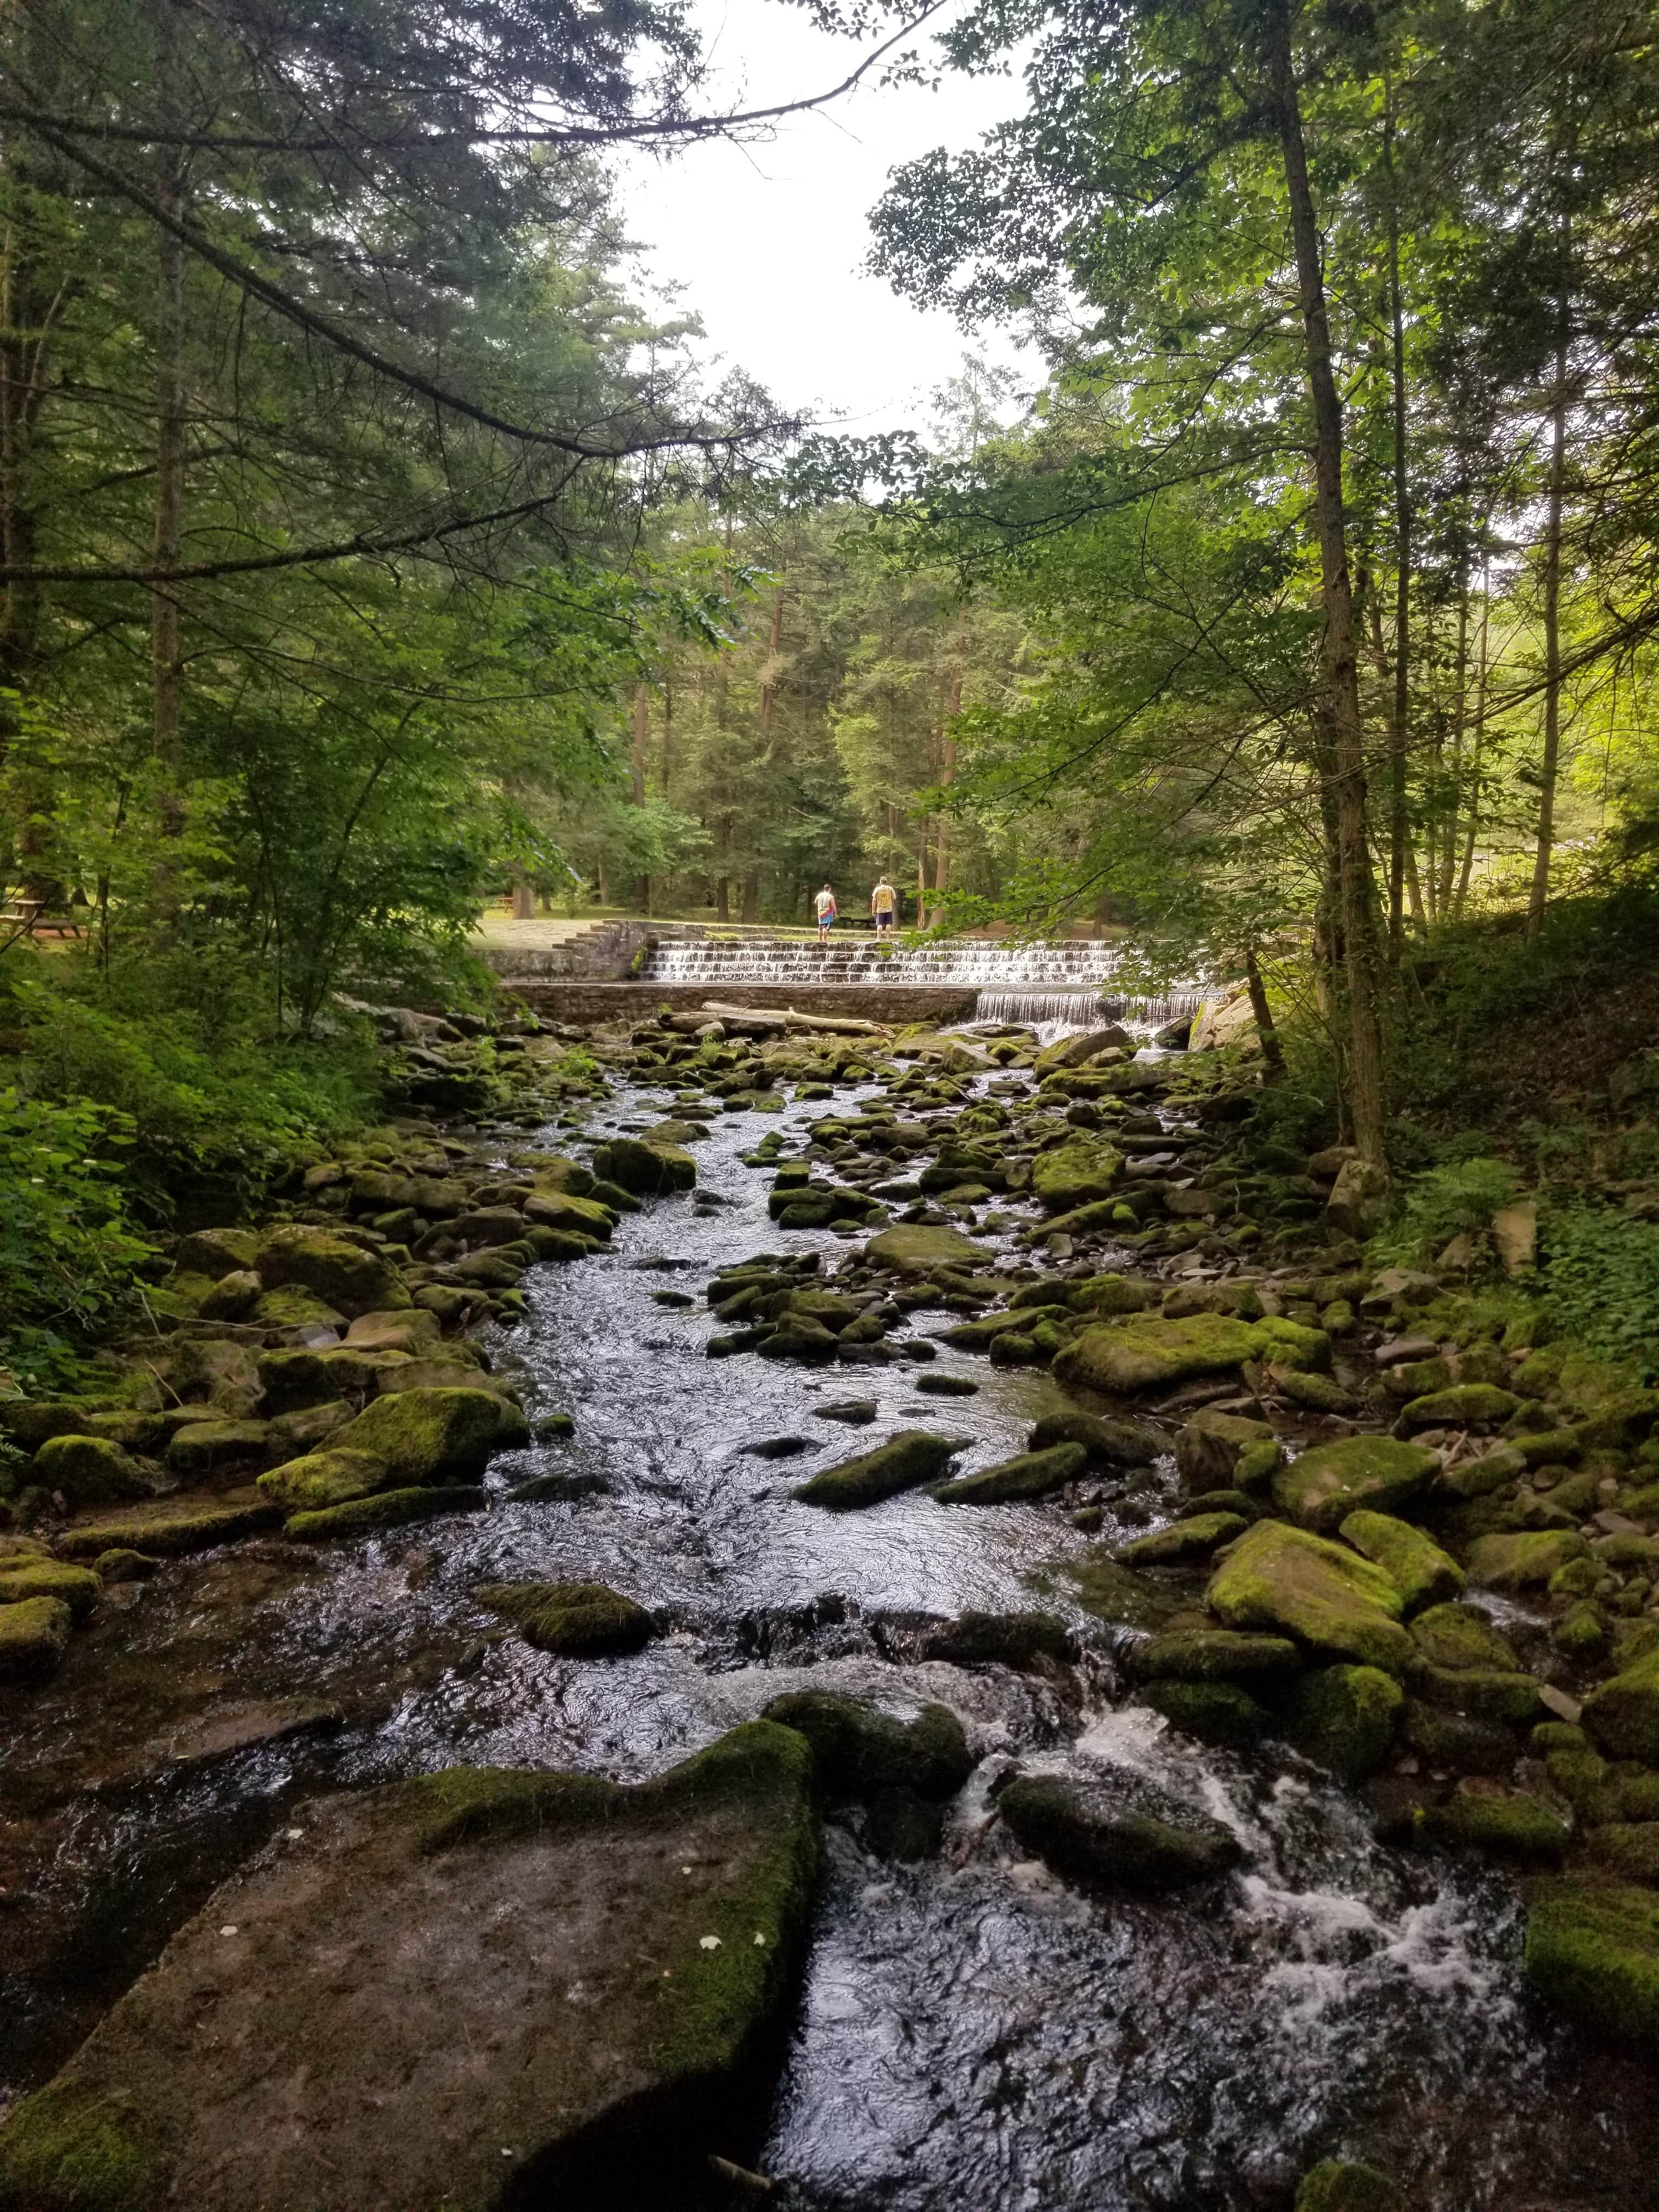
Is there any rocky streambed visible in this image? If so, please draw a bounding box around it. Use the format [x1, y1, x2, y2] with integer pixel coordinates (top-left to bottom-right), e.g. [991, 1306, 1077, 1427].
[2, 1008, 1658, 2211]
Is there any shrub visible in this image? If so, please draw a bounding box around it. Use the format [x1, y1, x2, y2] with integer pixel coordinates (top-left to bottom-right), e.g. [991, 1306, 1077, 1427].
[1372, 1156, 1519, 1266]
[1541, 1206, 1659, 1384]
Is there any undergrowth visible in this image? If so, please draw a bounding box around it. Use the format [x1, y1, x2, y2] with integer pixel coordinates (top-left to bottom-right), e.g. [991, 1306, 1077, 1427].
[1540, 1206, 1659, 1384]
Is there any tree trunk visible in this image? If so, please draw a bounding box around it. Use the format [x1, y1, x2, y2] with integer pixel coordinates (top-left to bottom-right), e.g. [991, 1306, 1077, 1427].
[1455, 567, 1491, 915]
[929, 608, 966, 926]
[715, 875, 729, 923]
[631, 681, 650, 912]
[1383, 80, 1411, 960]
[1244, 947, 1286, 1080]
[1268, 1, 1388, 1165]
[149, 3, 187, 929]
[1438, 568, 1470, 914]
[758, 590, 783, 731]
[1528, 272, 1571, 937]
[511, 879, 534, 921]
[741, 872, 758, 924]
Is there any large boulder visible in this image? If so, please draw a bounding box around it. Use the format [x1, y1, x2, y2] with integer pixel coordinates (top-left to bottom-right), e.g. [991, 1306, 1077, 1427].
[1339, 1510, 1464, 1612]
[257, 1449, 388, 1513]
[1031, 1138, 1124, 1213]
[862, 1223, 990, 1275]
[793, 1430, 963, 1511]
[0, 1725, 819, 2212]
[523, 1190, 614, 1239]
[1028, 1411, 1162, 1465]
[590, 1135, 696, 1197]
[1270, 1436, 1439, 1535]
[256, 1226, 410, 1320]
[1465, 1529, 1588, 1592]
[762, 1691, 972, 1800]
[1525, 1881, 1659, 2048]
[998, 1768, 1242, 1888]
[329, 1387, 529, 1486]
[1284, 1664, 1404, 1781]
[1188, 990, 1255, 1051]
[32, 1434, 150, 1508]
[1207, 1520, 1414, 1673]
[1053, 1313, 1267, 1395]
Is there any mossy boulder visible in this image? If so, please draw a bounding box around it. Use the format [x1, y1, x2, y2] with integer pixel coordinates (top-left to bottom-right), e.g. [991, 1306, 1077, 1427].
[1207, 1519, 1413, 1673]
[0, 1594, 74, 1681]
[523, 1190, 615, 1238]
[32, 1434, 150, 1508]
[1065, 1273, 1157, 1317]
[1339, 1509, 1464, 1613]
[1295, 2163, 1404, 2212]
[329, 1387, 529, 1485]
[1175, 1410, 1277, 1493]
[1465, 1528, 1588, 1591]
[1398, 1383, 1521, 1431]
[153, 1335, 264, 1416]
[1252, 1316, 1334, 1373]
[1420, 1790, 1569, 1862]
[1271, 1436, 1438, 1535]
[1128, 1628, 1301, 1684]
[1409, 1602, 1519, 1673]
[257, 1449, 388, 1513]
[173, 1227, 260, 1280]
[998, 1769, 1242, 1889]
[763, 1691, 972, 1801]
[476, 1581, 656, 1656]
[1115, 1512, 1249, 1566]
[197, 1269, 263, 1322]
[0, 1723, 819, 2212]
[1411, 1664, 1542, 1724]
[165, 1419, 270, 1483]
[284, 1485, 486, 1542]
[861, 1223, 990, 1274]
[1582, 1645, 1659, 1762]
[255, 1225, 410, 1319]
[934, 1442, 1087, 1504]
[1285, 1664, 1404, 1782]
[1525, 1880, 1659, 2049]
[1031, 1138, 1124, 1213]
[0, 1560, 101, 1621]
[342, 1308, 442, 1355]
[256, 1346, 382, 1414]
[1139, 1678, 1267, 1748]
[1053, 1313, 1268, 1395]
[923, 1611, 1072, 1670]
[1028, 1411, 1162, 1465]
[793, 1430, 963, 1511]
[590, 1134, 697, 1196]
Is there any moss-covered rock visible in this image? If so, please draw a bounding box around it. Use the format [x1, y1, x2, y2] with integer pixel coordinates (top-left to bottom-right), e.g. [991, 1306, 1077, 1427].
[793, 1429, 963, 1511]
[1420, 1789, 1568, 1861]
[1028, 1410, 1162, 1465]
[1582, 1645, 1659, 1762]
[1129, 1628, 1301, 1684]
[590, 1134, 697, 1196]
[923, 1611, 1072, 1670]
[256, 1345, 381, 1414]
[31, 1434, 150, 1508]
[55, 1495, 281, 1560]
[475, 1580, 655, 1656]
[1139, 1678, 1267, 1748]
[284, 1484, 486, 1542]
[0, 1594, 74, 1681]
[1253, 1316, 1334, 1374]
[0, 1560, 101, 1621]
[1339, 1509, 1464, 1612]
[1031, 1138, 1124, 1212]
[256, 1449, 388, 1513]
[341, 1308, 442, 1355]
[1465, 1528, 1589, 1591]
[861, 1223, 990, 1274]
[255, 1225, 410, 1318]
[1398, 1383, 1520, 1430]
[1065, 1273, 1157, 1317]
[165, 1419, 270, 1483]
[253, 1284, 349, 1331]
[173, 1227, 260, 1280]
[1411, 1664, 1543, 1724]
[1271, 1436, 1439, 1535]
[998, 1769, 1242, 1889]
[1115, 1512, 1249, 1566]
[1525, 1880, 1659, 2049]
[1284, 1664, 1404, 1781]
[1207, 1519, 1413, 1673]
[934, 1442, 1087, 1504]
[0, 1723, 819, 2211]
[1409, 1602, 1519, 1673]
[763, 1691, 972, 1799]
[1295, 2162, 1404, 2212]
[1175, 1410, 1277, 1492]
[329, 1387, 529, 1485]
[1053, 1313, 1268, 1395]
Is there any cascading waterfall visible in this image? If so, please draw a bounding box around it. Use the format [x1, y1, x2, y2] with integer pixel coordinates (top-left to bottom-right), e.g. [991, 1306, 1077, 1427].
[640, 935, 1210, 1019]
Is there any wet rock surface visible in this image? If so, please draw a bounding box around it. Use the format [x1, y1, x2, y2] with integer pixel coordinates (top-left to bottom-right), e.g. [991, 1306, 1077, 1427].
[5, 1011, 1659, 2211]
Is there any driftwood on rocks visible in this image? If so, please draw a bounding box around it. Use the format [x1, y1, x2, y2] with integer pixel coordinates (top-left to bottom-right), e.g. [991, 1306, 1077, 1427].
[699, 1000, 891, 1039]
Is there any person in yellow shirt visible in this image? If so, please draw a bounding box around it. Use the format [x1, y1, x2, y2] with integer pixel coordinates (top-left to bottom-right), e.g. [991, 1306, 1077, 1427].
[871, 876, 897, 938]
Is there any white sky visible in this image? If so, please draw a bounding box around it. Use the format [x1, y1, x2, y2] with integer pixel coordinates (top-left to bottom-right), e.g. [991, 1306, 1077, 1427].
[617, 0, 1030, 435]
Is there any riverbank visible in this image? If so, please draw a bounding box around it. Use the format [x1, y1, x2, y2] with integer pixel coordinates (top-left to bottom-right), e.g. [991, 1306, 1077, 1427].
[3, 997, 1659, 2210]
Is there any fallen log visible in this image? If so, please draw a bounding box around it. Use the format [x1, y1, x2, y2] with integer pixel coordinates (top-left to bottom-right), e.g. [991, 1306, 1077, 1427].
[698, 1000, 891, 1039]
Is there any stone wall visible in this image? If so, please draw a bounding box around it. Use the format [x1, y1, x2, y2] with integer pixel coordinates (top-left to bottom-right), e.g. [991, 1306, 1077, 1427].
[477, 921, 708, 984]
[505, 980, 982, 1026]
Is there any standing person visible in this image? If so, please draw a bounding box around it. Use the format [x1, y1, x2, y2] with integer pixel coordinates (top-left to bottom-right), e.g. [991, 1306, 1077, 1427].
[814, 882, 838, 941]
[871, 875, 897, 938]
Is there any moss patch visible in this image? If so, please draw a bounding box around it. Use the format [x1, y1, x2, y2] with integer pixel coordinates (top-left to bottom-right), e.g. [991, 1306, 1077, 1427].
[794, 1429, 963, 1511]
[1207, 1520, 1413, 1673]
[763, 1691, 972, 1800]
[1284, 1664, 1403, 1782]
[1271, 1437, 1438, 1535]
[1525, 1880, 1659, 2047]
[257, 1449, 388, 1512]
[330, 1386, 528, 1484]
[284, 1485, 485, 1542]
[1053, 1312, 1268, 1395]
[0, 2081, 170, 2212]
[1339, 1510, 1464, 1612]
[934, 1442, 1087, 1504]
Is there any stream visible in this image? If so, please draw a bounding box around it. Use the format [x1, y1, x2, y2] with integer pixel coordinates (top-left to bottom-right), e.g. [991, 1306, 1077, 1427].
[3, 1065, 1656, 2209]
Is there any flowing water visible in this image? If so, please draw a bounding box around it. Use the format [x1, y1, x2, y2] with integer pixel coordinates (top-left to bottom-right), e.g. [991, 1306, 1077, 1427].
[3, 1071, 1655, 2209]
